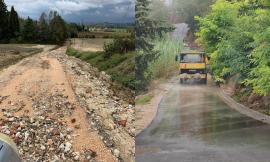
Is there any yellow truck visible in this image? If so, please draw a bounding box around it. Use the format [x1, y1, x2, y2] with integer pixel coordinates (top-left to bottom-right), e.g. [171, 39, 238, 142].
[175, 50, 208, 84]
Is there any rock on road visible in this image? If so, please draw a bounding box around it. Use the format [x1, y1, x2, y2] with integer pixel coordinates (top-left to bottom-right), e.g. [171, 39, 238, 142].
[0, 46, 135, 162]
[136, 79, 270, 162]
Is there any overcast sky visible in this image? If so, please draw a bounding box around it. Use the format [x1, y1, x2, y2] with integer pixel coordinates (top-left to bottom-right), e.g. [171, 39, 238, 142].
[5, 0, 135, 23]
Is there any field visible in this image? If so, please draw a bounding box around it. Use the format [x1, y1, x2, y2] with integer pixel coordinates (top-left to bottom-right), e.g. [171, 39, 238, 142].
[70, 38, 112, 52]
[0, 44, 43, 70]
[78, 31, 131, 39]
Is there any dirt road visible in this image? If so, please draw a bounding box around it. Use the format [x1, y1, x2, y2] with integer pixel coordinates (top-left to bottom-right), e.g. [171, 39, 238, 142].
[0, 46, 135, 162]
[136, 79, 270, 162]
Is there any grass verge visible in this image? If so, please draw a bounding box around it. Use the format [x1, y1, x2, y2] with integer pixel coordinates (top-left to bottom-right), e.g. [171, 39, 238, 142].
[135, 94, 154, 105]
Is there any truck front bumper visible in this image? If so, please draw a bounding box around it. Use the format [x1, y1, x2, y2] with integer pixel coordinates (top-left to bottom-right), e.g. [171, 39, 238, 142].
[179, 73, 207, 79]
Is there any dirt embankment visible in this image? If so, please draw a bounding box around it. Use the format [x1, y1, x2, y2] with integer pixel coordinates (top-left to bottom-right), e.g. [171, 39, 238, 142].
[0, 46, 135, 162]
[220, 75, 270, 117]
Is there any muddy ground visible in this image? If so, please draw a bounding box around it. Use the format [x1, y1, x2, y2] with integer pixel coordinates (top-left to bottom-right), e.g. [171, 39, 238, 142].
[0, 44, 43, 71]
[0, 45, 135, 162]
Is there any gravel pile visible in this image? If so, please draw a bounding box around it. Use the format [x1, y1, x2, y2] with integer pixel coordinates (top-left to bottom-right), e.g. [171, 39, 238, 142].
[0, 113, 96, 162]
[53, 52, 135, 162]
[32, 92, 75, 117]
[0, 47, 135, 162]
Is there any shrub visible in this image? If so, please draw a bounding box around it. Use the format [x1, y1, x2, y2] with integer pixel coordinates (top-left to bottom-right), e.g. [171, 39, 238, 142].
[104, 37, 135, 58]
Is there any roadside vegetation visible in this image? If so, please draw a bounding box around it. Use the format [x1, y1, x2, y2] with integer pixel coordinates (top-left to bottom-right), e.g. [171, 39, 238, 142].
[148, 35, 182, 79]
[135, 94, 154, 105]
[136, 0, 175, 93]
[195, 0, 270, 113]
[67, 34, 135, 90]
[196, 0, 270, 96]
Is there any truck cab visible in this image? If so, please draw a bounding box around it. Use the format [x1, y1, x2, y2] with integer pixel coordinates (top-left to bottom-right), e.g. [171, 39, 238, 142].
[175, 51, 208, 84]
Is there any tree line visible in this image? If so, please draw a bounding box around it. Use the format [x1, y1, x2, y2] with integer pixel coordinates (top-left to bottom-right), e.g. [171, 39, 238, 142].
[196, 0, 270, 96]
[0, 0, 82, 44]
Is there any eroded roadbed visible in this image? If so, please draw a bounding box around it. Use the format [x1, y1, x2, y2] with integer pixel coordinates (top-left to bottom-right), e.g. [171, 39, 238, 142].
[0, 46, 135, 162]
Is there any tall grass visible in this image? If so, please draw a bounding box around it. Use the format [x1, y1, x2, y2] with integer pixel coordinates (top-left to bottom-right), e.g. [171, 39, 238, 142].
[148, 35, 183, 79]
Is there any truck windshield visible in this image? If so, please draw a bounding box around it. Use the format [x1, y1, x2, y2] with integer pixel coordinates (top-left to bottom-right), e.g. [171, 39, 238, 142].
[180, 54, 204, 63]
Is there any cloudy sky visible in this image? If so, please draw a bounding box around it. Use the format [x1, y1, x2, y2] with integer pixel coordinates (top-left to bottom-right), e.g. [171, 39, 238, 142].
[5, 0, 135, 23]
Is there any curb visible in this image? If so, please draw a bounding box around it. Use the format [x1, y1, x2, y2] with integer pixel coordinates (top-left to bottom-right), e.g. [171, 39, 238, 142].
[218, 88, 270, 125]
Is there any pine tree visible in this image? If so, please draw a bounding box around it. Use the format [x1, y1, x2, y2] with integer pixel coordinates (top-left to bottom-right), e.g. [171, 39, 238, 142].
[22, 17, 37, 42]
[136, 0, 156, 91]
[50, 14, 67, 44]
[135, 0, 174, 92]
[0, 0, 8, 40]
[8, 6, 20, 38]
[38, 12, 50, 42]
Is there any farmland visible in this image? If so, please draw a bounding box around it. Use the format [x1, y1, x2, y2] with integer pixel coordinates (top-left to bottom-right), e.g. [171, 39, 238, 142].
[0, 44, 43, 70]
[78, 30, 130, 38]
[70, 38, 112, 52]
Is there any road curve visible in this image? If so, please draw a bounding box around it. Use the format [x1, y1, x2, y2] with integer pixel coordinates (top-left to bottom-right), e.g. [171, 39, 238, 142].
[136, 82, 270, 162]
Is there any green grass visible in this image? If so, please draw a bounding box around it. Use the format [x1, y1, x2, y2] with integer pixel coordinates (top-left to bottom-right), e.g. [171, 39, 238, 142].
[136, 94, 154, 105]
[148, 35, 183, 79]
[66, 48, 135, 90]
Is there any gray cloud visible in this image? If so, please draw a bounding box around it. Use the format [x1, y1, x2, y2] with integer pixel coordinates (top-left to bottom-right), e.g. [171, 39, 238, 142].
[5, 0, 134, 23]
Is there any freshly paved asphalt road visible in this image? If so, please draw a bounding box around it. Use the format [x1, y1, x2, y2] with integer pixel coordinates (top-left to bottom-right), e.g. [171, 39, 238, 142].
[136, 83, 270, 162]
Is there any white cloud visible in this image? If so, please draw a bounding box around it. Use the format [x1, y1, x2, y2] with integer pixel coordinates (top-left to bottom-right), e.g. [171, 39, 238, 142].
[4, 0, 135, 22]
[113, 3, 134, 17]
[5, 0, 103, 16]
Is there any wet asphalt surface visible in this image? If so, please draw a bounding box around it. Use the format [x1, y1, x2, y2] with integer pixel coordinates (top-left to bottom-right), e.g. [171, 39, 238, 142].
[136, 83, 270, 162]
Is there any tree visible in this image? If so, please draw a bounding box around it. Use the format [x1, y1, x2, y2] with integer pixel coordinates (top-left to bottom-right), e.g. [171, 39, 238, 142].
[196, 0, 270, 95]
[22, 17, 37, 42]
[50, 14, 67, 44]
[66, 23, 79, 38]
[38, 12, 50, 42]
[0, 0, 8, 40]
[8, 6, 20, 38]
[136, 0, 158, 91]
[135, 0, 174, 92]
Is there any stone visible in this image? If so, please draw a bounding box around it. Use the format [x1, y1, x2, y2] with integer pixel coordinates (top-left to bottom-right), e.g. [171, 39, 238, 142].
[113, 149, 120, 158]
[40, 145, 46, 150]
[64, 142, 72, 153]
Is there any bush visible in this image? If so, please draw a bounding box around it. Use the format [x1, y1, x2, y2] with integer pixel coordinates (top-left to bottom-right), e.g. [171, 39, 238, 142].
[196, 0, 270, 96]
[104, 37, 135, 58]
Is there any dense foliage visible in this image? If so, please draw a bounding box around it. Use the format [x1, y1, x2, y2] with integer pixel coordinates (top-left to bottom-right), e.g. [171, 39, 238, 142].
[0, 0, 8, 40]
[104, 32, 135, 58]
[196, 0, 270, 95]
